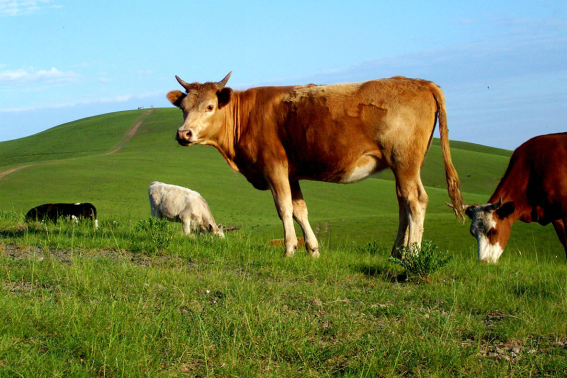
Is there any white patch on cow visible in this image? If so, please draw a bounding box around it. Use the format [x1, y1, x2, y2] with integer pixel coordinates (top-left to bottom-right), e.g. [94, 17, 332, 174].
[95, 219, 99, 229]
[473, 212, 504, 263]
[477, 234, 504, 263]
[341, 155, 377, 183]
[74, 203, 81, 205]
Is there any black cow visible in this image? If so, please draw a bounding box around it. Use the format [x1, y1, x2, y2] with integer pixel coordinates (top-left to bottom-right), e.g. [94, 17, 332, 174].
[25, 203, 98, 228]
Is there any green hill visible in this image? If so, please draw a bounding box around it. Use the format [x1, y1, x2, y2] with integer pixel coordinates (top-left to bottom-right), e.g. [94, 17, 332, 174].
[0, 108, 560, 256]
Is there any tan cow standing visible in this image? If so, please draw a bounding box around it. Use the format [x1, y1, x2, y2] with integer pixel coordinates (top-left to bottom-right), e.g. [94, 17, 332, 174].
[167, 72, 465, 257]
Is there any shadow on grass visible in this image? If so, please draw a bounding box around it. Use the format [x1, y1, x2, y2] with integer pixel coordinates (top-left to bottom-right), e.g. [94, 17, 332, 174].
[0, 226, 29, 239]
[354, 262, 408, 283]
[0, 222, 99, 239]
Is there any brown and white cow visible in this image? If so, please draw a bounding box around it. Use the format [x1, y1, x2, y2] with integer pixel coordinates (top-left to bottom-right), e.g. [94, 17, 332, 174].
[167, 72, 465, 257]
[455, 133, 567, 263]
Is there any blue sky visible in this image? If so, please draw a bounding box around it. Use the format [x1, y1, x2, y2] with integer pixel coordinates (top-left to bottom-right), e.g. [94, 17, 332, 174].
[0, 0, 565, 149]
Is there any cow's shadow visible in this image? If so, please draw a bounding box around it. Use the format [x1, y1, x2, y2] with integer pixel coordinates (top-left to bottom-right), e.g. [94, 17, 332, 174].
[0, 226, 28, 239]
[0, 222, 97, 239]
[350, 241, 408, 282]
[353, 262, 408, 283]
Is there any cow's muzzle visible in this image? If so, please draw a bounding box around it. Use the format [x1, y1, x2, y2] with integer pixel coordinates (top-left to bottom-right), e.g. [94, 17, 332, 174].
[176, 129, 193, 146]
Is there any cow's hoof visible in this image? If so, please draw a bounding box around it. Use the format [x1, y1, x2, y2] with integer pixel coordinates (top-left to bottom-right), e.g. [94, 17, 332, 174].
[391, 246, 403, 259]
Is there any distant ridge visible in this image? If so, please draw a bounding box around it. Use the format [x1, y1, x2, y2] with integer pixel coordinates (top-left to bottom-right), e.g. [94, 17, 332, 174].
[0, 110, 153, 181]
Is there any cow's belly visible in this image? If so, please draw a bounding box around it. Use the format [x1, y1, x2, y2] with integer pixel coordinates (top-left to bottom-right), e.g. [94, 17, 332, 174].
[157, 201, 186, 222]
[293, 152, 384, 184]
[159, 209, 181, 222]
[340, 154, 379, 183]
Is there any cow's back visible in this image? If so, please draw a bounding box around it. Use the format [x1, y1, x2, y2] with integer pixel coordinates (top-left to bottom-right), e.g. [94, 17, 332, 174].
[492, 133, 567, 223]
[522, 133, 567, 201]
[241, 77, 441, 182]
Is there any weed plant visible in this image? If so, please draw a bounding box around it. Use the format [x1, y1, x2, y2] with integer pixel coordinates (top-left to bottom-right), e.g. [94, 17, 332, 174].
[389, 241, 453, 279]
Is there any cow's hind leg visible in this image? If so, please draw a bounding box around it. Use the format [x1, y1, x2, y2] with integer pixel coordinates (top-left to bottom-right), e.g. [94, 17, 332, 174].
[267, 166, 298, 257]
[552, 219, 567, 258]
[290, 181, 319, 258]
[392, 170, 428, 257]
[392, 186, 410, 258]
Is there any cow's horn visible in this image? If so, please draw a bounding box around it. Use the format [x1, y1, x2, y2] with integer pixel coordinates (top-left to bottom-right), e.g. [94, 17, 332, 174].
[487, 197, 503, 211]
[446, 202, 469, 211]
[217, 71, 232, 89]
[175, 75, 191, 91]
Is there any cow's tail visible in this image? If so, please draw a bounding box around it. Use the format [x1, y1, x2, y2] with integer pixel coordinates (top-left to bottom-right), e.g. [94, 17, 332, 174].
[91, 203, 98, 229]
[432, 84, 465, 222]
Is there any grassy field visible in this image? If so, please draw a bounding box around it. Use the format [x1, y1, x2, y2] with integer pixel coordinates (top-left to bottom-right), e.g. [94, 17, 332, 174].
[0, 109, 565, 376]
[0, 216, 566, 377]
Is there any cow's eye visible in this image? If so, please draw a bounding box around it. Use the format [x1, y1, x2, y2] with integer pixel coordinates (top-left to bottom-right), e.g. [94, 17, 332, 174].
[206, 105, 214, 112]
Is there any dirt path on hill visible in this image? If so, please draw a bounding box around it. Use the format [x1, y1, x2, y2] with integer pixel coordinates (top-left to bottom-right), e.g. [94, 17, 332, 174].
[0, 110, 153, 181]
[105, 109, 152, 155]
[0, 165, 32, 180]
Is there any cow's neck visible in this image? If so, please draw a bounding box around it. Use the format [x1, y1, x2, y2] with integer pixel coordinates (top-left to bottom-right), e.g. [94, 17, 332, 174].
[205, 93, 245, 172]
[488, 163, 531, 223]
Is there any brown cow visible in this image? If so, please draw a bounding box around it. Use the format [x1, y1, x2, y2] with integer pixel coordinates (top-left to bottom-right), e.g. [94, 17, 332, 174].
[454, 133, 567, 263]
[168, 72, 465, 257]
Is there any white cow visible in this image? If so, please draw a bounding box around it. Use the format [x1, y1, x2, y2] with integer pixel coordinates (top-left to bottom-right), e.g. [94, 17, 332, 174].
[148, 181, 224, 238]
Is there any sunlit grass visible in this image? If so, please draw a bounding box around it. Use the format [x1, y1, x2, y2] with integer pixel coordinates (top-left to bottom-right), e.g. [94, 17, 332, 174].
[0, 213, 566, 377]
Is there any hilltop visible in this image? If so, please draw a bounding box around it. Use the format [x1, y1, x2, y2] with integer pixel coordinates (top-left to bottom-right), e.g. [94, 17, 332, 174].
[0, 108, 558, 254]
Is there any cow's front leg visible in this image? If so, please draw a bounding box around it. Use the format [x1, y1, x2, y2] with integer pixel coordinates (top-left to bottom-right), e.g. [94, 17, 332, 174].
[290, 181, 319, 258]
[181, 218, 196, 238]
[268, 173, 298, 257]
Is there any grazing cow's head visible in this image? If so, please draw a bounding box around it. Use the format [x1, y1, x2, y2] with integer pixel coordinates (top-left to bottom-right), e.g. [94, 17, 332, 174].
[463, 198, 515, 263]
[167, 72, 233, 146]
[210, 223, 225, 239]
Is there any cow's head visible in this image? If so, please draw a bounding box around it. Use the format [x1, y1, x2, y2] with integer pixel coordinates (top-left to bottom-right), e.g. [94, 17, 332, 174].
[209, 223, 225, 238]
[463, 198, 515, 263]
[167, 72, 233, 146]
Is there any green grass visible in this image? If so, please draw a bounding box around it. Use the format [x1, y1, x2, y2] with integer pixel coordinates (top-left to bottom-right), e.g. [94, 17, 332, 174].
[0, 108, 565, 376]
[0, 216, 566, 377]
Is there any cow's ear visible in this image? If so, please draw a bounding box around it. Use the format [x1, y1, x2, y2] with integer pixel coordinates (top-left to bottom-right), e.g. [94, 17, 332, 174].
[217, 87, 233, 109]
[167, 90, 186, 107]
[464, 205, 476, 219]
[496, 201, 515, 219]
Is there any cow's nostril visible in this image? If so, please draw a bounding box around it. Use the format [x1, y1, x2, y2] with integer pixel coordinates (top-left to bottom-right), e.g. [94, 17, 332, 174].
[177, 129, 193, 142]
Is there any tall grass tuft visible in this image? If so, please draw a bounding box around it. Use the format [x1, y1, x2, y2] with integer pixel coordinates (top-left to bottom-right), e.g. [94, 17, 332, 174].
[132, 217, 175, 254]
[389, 240, 453, 279]
[0, 209, 22, 223]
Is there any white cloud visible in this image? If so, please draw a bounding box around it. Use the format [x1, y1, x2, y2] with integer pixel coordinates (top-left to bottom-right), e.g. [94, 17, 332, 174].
[0, 90, 166, 113]
[0, 0, 60, 16]
[0, 67, 78, 85]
